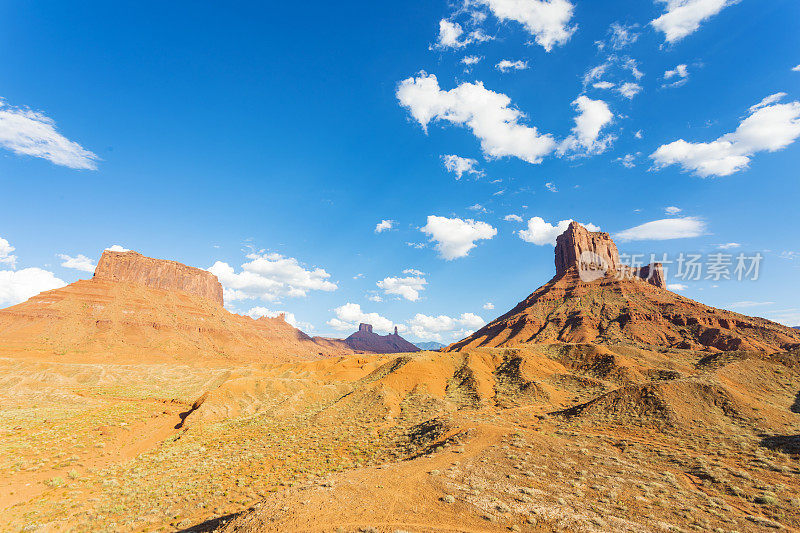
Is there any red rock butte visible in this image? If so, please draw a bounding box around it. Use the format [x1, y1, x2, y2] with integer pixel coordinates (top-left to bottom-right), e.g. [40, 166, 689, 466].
[448, 221, 800, 353]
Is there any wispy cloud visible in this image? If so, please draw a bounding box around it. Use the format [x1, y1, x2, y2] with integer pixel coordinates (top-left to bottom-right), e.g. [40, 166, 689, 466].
[0, 98, 98, 169]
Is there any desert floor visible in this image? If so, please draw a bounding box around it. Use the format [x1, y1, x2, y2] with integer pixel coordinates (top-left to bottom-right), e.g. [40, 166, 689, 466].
[1, 346, 799, 532]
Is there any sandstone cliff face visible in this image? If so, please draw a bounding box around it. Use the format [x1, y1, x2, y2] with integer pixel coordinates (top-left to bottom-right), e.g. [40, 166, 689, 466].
[555, 221, 665, 288]
[555, 221, 620, 276]
[94, 250, 224, 306]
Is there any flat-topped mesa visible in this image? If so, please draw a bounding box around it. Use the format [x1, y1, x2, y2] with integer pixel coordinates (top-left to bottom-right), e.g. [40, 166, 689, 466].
[93, 250, 224, 306]
[358, 323, 373, 334]
[555, 221, 620, 276]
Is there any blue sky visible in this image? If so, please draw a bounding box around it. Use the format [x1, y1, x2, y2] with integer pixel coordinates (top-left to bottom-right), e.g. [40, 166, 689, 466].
[1, 0, 799, 341]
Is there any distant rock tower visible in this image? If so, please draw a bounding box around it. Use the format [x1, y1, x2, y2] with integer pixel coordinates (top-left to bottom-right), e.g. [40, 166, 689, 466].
[358, 323, 373, 334]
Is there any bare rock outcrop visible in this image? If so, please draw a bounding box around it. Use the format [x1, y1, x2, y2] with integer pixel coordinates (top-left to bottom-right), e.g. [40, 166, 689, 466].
[555, 221, 665, 289]
[555, 221, 620, 276]
[345, 323, 420, 354]
[94, 250, 224, 306]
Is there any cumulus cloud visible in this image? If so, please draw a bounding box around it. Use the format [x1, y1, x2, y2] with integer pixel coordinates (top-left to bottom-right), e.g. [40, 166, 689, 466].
[397, 73, 556, 164]
[518, 217, 600, 246]
[474, 0, 576, 51]
[327, 303, 402, 334]
[545, 182, 558, 192]
[495, 59, 529, 72]
[483, 302, 495, 310]
[246, 306, 313, 332]
[651, 94, 800, 177]
[0, 267, 66, 307]
[664, 206, 682, 215]
[718, 242, 741, 250]
[0, 98, 98, 169]
[504, 214, 523, 222]
[377, 274, 427, 302]
[651, 0, 736, 43]
[433, 19, 492, 49]
[442, 154, 483, 179]
[0, 237, 17, 267]
[421, 215, 497, 260]
[793, 65, 800, 72]
[208, 252, 337, 302]
[615, 217, 706, 241]
[58, 253, 96, 273]
[375, 220, 394, 233]
[667, 283, 687, 291]
[407, 311, 485, 342]
[105, 245, 130, 252]
[558, 96, 615, 155]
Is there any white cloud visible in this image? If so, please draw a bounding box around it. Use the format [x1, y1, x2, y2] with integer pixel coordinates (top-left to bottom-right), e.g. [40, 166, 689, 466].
[375, 219, 394, 233]
[749, 92, 788, 113]
[433, 19, 492, 49]
[407, 311, 485, 342]
[667, 283, 687, 291]
[435, 19, 467, 48]
[397, 73, 556, 164]
[616, 153, 638, 168]
[635, 130, 643, 139]
[468, 203, 488, 213]
[105, 244, 130, 253]
[664, 206, 682, 215]
[58, 253, 96, 273]
[518, 217, 600, 246]
[495, 59, 529, 72]
[475, 0, 576, 51]
[421, 215, 497, 260]
[608, 22, 640, 49]
[651, 94, 800, 177]
[558, 96, 615, 155]
[793, 65, 800, 72]
[367, 294, 383, 303]
[327, 303, 402, 335]
[0, 98, 98, 170]
[246, 306, 313, 331]
[664, 64, 689, 80]
[651, 0, 735, 43]
[504, 214, 523, 222]
[615, 216, 706, 241]
[0, 267, 66, 307]
[377, 275, 427, 302]
[0, 237, 17, 267]
[617, 82, 642, 99]
[592, 81, 615, 90]
[663, 64, 690, 88]
[483, 302, 495, 310]
[208, 252, 337, 302]
[442, 154, 483, 179]
[462, 55, 483, 66]
[545, 182, 558, 192]
[718, 242, 741, 250]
